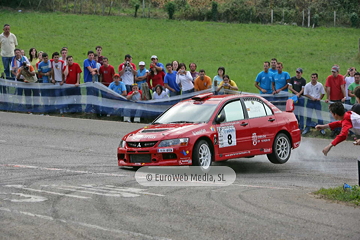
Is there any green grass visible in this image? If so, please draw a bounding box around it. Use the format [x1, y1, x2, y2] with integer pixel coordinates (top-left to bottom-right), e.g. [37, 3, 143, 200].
[314, 185, 360, 206]
[2, 10, 360, 92]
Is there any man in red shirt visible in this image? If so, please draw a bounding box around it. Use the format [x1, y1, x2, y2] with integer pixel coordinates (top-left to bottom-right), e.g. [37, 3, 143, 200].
[99, 57, 115, 87]
[325, 65, 346, 103]
[316, 102, 360, 155]
[63, 56, 82, 112]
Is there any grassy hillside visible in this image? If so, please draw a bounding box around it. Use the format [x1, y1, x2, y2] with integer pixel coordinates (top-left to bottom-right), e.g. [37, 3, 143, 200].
[2, 10, 360, 92]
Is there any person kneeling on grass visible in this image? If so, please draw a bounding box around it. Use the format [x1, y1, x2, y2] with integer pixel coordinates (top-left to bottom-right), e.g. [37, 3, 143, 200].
[316, 101, 360, 156]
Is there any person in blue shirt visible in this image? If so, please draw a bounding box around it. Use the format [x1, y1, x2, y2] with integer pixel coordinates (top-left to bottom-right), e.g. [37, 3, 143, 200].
[272, 62, 290, 94]
[150, 55, 165, 72]
[83, 50, 99, 113]
[135, 61, 148, 90]
[109, 74, 127, 96]
[254, 61, 274, 94]
[164, 63, 180, 97]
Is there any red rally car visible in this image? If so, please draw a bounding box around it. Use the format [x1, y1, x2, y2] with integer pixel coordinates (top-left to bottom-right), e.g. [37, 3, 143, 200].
[118, 93, 301, 168]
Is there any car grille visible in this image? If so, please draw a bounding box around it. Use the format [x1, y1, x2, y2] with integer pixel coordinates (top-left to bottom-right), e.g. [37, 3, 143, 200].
[130, 154, 151, 163]
[127, 141, 157, 148]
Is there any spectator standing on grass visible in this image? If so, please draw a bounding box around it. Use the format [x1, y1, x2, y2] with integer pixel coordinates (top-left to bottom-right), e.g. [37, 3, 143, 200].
[1, 24, 18, 78]
[124, 83, 143, 123]
[16, 62, 39, 113]
[118, 54, 137, 93]
[29, 48, 39, 71]
[38, 53, 53, 111]
[325, 65, 346, 136]
[189, 63, 199, 81]
[164, 63, 180, 97]
[302, 73, 325, 135]
[63, 56, 82, 113]
[59, 48, 67, 65]
[254, 61, 273, 94]
[36, 51, 43, 70]
[50, 52, 66, 114]
[83, 50, 99, 113]
[344, 67, 355, 105]
[213, 66, 225, 87]
[172, 60, 179, 71]
[269, 58, 277, 74]
[272, 62, 290, 94]
[95, 46, 104, 65]
[152, 84, 169, 100]
[288, 68, 306, 131]
[150, 55, 165, 72]
[216, 75, 238, 93]
[135, 61, 148, 90]
[99, 57, 115, 87]
[11, 48, 30, 78]
[176, 63, 194, 94]
[348, 72, 360, 105]
[147, 63, 165, 91]
[194, 69, 212, 91]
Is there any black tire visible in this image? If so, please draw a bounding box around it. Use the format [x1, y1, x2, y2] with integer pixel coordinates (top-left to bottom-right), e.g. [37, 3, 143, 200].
[267, 133, 291, 164]
[192, 140, 212, 169]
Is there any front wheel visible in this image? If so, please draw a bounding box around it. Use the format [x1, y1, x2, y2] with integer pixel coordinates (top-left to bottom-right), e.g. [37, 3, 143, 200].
[267, 133, 291, 164]
[192, 140, 212, 169]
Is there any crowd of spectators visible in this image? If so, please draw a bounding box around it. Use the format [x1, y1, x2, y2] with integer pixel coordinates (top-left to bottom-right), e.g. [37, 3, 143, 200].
[1, 23, 359, 129]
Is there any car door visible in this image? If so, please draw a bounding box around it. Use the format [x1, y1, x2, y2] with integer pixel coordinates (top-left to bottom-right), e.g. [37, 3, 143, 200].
[243, 97, 279, 154]
[215, 99, 252, 158]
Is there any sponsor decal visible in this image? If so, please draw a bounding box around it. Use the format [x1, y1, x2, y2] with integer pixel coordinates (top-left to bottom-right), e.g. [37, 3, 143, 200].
[192, 129, 206, 135]
[264, 148, 271, 153]
[179, 159, 192, 164]
[252, 133, 268, 146]
[134, 135, 156, 139]
[181, 150, 189, 156]
[224, 151, 250, 157]
[217, 126, 236, 148]
[158, 148, 174, 153]
[210, 126, 215, 131]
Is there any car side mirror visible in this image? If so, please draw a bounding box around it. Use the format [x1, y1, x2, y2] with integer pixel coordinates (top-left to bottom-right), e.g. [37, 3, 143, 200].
[215, 113, 225, 124]
[285, 99, 294, 112]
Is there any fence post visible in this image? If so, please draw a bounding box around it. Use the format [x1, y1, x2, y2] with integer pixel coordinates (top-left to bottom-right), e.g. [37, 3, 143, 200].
[359, 38, 360, 52]
[302, 10, 304, 27]
[271, 9, 273, 24]
[308, 8, 310, 27]
[334, 11, 336, 27]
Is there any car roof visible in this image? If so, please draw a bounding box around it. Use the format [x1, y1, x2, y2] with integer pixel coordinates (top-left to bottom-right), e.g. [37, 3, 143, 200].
[184, 93, 265, 104]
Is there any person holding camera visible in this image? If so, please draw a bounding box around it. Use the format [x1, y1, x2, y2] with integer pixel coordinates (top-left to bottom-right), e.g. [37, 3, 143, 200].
[16, 61, 39, 112]
[176, 63, 194, 94]
[124, 83, 143, 123]
[216, 75, 238, 94]
[118, 54, 137, 93]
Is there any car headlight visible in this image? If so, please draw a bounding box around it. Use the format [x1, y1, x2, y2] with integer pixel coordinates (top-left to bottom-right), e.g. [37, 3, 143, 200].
[119, 140, 126, 148]
[158, 138, 189, 147]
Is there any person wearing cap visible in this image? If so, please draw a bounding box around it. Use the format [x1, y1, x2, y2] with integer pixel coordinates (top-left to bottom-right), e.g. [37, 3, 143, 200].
[288, 68, 307, 131]
[135, 61, 148, 90]
[254, 61, 274, 94]
[164, 63, 180, 96]
[108, 74, 127, 96]
[150, 55, 165, 72]
[99, 57, 115, 87]
[325, 65, 346, 104]
[118, 54, 137, 93]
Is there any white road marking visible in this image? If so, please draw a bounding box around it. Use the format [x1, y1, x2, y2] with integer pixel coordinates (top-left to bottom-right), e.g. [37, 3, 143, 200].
[0, 164, 126, 177]
[4, 193, 47, 202]
[231, 183, 293, 190]
[0, 207, 171, 240]
[5, 185, 90, 199]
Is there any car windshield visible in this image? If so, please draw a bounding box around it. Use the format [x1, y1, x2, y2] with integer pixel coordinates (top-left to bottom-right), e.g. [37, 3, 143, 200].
[153, 101, 218, 124]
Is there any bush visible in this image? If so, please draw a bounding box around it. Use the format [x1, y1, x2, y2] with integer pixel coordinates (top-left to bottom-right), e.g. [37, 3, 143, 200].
[350, 12, 358, 28]
[165, 1, 176, 19]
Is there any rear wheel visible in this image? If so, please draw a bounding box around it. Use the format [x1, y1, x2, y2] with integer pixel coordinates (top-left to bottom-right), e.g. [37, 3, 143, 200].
[192, 140, 212, 169]
[267, 133, 291, 164]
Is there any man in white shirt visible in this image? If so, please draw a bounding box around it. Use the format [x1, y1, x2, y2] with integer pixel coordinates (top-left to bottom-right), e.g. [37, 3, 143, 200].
[0, 24, 18, 78]
[303, 73, 325, 135]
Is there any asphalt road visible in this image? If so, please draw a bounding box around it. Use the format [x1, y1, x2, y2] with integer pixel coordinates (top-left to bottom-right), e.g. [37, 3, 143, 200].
[0, 112, 359, 240]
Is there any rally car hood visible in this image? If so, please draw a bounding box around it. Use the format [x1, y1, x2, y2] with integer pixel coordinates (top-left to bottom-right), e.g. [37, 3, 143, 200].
[124, 123, 210, 142]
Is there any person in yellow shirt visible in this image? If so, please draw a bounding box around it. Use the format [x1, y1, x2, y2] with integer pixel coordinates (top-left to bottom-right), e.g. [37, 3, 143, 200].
[194, 69, 212, 91]
[216, 75, 238, 93]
